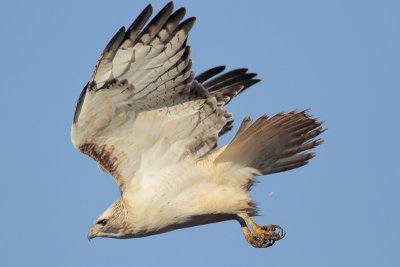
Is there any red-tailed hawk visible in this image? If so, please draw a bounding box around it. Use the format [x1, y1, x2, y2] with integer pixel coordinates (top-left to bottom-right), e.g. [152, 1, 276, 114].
[71, 2, 324, 248]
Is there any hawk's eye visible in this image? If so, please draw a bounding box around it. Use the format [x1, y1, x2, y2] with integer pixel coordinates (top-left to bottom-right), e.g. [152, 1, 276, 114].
[97, 219, 107, 226]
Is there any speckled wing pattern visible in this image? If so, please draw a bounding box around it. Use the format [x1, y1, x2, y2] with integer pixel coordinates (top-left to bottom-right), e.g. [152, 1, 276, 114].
[71, 3, 259, 193]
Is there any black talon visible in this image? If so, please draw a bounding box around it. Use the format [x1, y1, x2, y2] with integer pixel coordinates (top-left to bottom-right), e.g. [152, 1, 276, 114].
[263, 239, 275, 248]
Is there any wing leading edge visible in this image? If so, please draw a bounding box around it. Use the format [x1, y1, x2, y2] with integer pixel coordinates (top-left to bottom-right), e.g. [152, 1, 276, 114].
[71, 2, 260, 193]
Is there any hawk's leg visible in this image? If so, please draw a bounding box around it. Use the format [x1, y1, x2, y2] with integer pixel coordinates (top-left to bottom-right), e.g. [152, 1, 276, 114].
[237, 213, 285, 248]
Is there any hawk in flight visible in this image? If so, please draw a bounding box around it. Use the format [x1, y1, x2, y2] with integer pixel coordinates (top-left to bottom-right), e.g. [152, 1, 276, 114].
[71, 2, 324, 248]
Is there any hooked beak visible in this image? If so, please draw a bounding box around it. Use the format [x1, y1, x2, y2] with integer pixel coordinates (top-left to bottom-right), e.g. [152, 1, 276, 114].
[87, 227, 97, 241]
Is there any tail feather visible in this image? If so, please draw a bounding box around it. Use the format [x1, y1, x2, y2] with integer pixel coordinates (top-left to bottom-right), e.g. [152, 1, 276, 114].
[216, 110, 325, 175]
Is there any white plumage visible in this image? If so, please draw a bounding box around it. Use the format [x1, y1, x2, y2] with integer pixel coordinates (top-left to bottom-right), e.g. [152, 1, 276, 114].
[71, 2, 324, 248]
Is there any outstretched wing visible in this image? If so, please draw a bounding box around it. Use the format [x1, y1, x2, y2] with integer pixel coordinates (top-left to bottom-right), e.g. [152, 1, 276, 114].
[71, 3, 259, 193]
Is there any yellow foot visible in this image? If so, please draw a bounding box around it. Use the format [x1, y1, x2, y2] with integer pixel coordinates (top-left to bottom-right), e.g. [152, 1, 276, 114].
[238, 213, 286, 248]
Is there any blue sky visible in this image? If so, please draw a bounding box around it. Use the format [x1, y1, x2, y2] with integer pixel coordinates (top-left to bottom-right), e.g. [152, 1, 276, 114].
[1, 0, 399, 266]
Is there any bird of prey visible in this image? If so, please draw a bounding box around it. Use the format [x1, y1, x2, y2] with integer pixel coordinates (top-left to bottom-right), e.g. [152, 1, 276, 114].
[71, 2, 324, 248]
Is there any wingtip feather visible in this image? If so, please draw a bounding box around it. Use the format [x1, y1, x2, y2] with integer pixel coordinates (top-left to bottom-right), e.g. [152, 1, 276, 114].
[180, 17, 196, 33]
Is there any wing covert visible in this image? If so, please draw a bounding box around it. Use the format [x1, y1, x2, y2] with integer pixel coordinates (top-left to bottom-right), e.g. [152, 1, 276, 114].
[71, 2, 260, 193]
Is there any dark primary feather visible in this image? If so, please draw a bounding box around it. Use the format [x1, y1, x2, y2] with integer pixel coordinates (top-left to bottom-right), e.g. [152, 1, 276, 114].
[122, 4, 153, 48]
[204, 68, 248, 89]
[135, 2, 174, 44]
[194, 66, 226, 83]
[194, 66, 261, 135]
[88, 27, 125, 85]
[201, 68, 260, 104]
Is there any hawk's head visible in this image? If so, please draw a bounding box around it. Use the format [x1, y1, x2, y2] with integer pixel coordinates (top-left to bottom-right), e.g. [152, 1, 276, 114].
[87, 198, 131, 240]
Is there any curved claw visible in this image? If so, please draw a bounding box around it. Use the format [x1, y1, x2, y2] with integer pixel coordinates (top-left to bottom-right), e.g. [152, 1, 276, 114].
[260, 224, 286, 240]
[246, 234, 276, 248]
